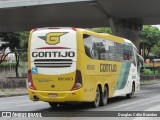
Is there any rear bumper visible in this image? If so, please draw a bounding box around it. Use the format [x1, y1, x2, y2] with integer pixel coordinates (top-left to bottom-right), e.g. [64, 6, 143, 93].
[28, 87, 84, 102]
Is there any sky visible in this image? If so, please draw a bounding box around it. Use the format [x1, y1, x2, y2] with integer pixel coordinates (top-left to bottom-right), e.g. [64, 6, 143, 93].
[152, 25, 160, 30]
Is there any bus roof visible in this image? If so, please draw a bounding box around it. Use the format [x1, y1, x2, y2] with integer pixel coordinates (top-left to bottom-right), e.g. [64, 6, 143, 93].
[78, 28, 137, 48]
[31, 27, 137, 49]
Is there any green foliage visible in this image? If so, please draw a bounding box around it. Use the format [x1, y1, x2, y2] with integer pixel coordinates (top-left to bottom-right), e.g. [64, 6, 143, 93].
[0, 62, 16, 67]
[0, 31, 29, 77]
[91, 27, 112, 34]
[140, 25, 160, 47]
[0, 32, 20, 52]
[17, 31, 29, 50]
[143, 68, 154, 75]
[0, 31, 29, 54]
[140, 25, 160, 59]
[151, 45, 160, 57]
[20, 52, 28, 62]
[142, 68, 158, 75]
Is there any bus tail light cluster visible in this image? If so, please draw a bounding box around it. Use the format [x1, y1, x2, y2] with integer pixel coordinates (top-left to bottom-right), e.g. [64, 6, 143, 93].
[71, 70, 82, 90]
[72, 27, 77, 31]
[28, 70, 36, 90]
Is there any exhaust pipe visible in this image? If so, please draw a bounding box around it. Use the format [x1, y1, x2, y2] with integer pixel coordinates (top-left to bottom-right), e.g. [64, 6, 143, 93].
[33, 95, 39, 101]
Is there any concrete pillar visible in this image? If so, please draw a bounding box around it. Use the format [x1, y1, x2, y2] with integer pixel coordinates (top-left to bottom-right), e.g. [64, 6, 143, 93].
[108, 17, 143, 49]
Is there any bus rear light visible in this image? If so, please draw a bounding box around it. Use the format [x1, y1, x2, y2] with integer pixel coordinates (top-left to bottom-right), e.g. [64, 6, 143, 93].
[31, 28, 37, 33]
[72, 83, 82, 90]
[28, 70, 36, 90]
[72, 27, 77, 31]
[71, 70, 82, 90]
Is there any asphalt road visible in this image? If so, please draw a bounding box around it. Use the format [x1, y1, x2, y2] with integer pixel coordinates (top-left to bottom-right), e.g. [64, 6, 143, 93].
[0, 83, 160, 120]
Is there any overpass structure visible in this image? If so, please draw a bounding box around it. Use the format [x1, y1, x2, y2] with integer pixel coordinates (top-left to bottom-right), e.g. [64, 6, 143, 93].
[0, 0, 160, 47]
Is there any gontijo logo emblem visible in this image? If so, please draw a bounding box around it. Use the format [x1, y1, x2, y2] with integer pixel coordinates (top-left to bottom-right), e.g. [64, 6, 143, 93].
[39, 32, 67, 45]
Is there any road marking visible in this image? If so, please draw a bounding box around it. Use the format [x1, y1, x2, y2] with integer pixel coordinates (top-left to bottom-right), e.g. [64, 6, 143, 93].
[107, 95, 160, 110]
[124, 99, 160, 110]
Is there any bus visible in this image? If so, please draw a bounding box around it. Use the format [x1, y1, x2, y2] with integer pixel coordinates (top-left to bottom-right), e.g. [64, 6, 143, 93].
[27, 27, 143, 108]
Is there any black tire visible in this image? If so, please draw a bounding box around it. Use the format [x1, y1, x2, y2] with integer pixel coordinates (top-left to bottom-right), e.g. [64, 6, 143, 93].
[91, 87, 100, 108]
[126, 83, 135, 99]
[100, 86, 108, 106]
[48, 102, 58, 108]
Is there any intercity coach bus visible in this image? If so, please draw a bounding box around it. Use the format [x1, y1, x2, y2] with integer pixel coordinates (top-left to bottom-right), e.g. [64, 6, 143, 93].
[27, 27, 143, 108]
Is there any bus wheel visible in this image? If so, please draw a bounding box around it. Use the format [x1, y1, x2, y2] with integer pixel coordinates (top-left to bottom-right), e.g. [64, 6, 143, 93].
[126, 83, 135, 99]
[48, 102, 58, 108]
[91, 87, 100, 108]
[100, 86, 108, 106]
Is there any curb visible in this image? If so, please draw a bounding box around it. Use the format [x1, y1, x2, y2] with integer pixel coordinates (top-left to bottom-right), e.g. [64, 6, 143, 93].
[0, 93, 28, 98]
[0, 88, 28, 98]
[140, 80, 160, 85]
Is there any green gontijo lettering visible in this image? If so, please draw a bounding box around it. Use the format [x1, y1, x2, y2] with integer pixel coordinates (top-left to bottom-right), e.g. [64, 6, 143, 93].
[100, 64, 117, 72]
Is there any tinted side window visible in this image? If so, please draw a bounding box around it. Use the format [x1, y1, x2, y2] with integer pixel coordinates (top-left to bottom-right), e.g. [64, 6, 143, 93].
[92, 37, 105, 59]
[84, 35, 92, 58]
[123, 45, 130, 60]
[122, 45, 134, 62]
[84, 35, 105, 60]
[83, 34, 134, 62]
[117, 44, 124, 61]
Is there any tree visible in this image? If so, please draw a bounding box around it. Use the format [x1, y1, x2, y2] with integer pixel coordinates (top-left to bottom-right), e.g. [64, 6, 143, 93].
[151, 44, 160, 57]
[0, 32, 19, 61]
[18, 31, 29, 49]
[0, 45, 12, 64]
[91, 27, 112, 34]
[0, 31, 29, 77]
[15, 31, 29, 77]
[140, 25, 160, 61]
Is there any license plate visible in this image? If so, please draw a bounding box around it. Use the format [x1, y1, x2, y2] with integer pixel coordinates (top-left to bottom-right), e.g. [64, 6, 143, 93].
[48, 93, 57, 98]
